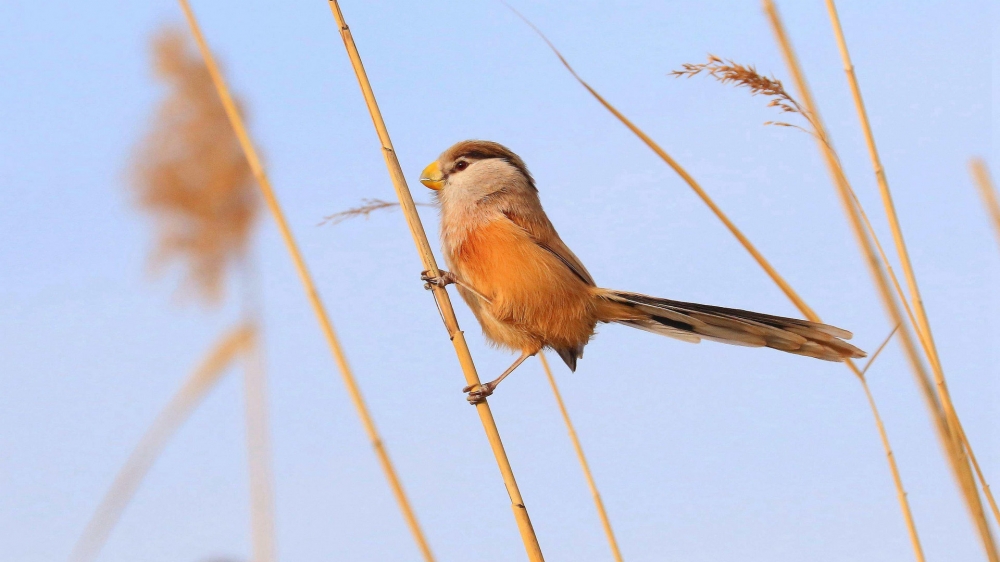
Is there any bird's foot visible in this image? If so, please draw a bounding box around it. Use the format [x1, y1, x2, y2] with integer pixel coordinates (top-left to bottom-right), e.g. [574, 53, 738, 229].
[421, 269, 456, 290]
[463, 381, 495, 405]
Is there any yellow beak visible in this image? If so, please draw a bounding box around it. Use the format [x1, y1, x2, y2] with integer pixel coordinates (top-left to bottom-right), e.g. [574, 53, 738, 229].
[419, 161, 445, 190]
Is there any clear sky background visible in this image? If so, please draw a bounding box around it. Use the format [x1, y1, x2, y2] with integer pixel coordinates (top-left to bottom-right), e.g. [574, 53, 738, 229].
[1, 1, 997, 561]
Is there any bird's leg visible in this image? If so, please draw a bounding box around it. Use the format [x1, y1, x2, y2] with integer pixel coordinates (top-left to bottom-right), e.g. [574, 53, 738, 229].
[420, 269, 492, 304]
[464, 350, 534, 404]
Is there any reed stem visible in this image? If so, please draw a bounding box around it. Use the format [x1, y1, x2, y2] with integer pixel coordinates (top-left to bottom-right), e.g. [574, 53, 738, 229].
[764, 2, 997, 558]
[825, 0, 1000, 535]
[176, 2, 436, 559]
[325, 2, 544, 560]
[539, 353, 623, 561]
[971, 159, 1000, 251]
[69, 325, 253, 562]
[240, 258, 277, 562]
[509, 8, 924, 557]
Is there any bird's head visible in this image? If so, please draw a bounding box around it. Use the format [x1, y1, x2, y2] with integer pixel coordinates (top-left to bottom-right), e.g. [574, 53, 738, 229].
[420, 140, 536, 207]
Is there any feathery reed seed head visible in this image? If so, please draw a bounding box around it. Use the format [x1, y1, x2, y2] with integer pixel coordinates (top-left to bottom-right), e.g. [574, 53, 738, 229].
[130, 26, 259, 304]
[672, 55, 813, 131]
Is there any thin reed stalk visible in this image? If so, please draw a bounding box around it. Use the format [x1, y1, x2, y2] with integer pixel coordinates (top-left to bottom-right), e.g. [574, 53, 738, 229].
[240, 284, 277, 562]
[326, 2, 544, 560]
[242, 337, 276, 562]
[824, 0, 999, 532]
[70, 325, 253, 562]
[175, 2, 436, 559]
[507, 8, 925, 559]
[539, 353, 623, 562]
[971, 159, 1000, 250]
[967, 158, 1000, 526]
[763, 2, 998, 558]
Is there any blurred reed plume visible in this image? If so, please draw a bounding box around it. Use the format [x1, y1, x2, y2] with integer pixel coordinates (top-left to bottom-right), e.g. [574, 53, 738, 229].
[131, 26, 259, 303]
[77, 23, 277, 562]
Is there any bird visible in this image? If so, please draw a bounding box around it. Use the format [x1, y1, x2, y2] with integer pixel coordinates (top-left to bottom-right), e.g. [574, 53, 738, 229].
[418, 140, 865, 404]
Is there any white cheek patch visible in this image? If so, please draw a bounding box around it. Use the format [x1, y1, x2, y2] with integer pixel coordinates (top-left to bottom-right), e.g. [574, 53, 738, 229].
[445, 159, 520, 202]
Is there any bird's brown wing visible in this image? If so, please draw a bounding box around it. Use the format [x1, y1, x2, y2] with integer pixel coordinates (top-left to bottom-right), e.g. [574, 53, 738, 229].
[502, 209, 596, 286]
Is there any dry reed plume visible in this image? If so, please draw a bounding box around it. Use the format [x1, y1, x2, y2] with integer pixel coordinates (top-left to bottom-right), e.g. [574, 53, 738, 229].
[320, 198, 433, 226]
[105, 25, 277, 562]
[671, 55, 811, 131]
[131, 27, 259, 304]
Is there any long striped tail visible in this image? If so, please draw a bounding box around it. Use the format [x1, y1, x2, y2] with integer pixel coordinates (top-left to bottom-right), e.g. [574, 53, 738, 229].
[600, 290, 866, 362]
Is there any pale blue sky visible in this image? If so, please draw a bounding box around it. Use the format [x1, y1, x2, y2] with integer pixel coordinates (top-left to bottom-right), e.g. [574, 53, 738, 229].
[0, 1, 996, 561]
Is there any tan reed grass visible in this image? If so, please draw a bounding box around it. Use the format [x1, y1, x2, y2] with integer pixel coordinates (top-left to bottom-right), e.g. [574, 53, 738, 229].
[129, 27, 276, 562]
[176, 2, 436, 559]
[825, 1, 1000, 533]
[131, 28, 259, 305]
[70, 324, 253, 562]
[539, 353, 624, 562]
[326, 2, 544, 560]
[967, 158, 1000, 525]
[971, 159, 1000, 251]
[507, 7, 925, 559]
[764, 2, 998, 558]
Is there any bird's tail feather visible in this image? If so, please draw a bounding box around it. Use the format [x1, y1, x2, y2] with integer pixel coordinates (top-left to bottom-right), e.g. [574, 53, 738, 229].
[598, 290, 865, 362]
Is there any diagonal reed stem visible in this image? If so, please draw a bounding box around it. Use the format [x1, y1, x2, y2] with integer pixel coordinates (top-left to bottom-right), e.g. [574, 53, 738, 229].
[175, 2, 436, 559]
[70, 324, 253, 562]
[968, 158, 1000, 526]
[325, 2, 544, 560]
[539, 353, 623, 562]
[506, 6, 925, 558]
[764, 2, 998, 559]
[824, 0, 1000, 533]
[971, 159, 1000, 251]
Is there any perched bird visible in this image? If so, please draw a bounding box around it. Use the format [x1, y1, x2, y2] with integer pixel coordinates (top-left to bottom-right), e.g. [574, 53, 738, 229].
[419, 140, 865, 403]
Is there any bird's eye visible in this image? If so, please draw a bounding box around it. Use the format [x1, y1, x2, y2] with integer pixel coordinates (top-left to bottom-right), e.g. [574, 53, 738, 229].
[454, 161, 468, 172]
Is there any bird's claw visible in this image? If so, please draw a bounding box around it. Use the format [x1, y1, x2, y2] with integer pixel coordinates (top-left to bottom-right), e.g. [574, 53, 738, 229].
[420, 269, 454, 290]
[463, 382, 494, 404]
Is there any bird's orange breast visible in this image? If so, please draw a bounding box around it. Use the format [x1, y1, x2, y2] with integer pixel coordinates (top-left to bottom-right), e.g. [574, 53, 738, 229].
[446, 217, 598, 353]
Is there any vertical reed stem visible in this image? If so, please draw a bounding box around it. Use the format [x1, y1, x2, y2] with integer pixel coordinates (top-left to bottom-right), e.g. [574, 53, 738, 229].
[70, 325, 253, 562]
[239, 261, 277, 562]
[764, 3, 998, 558]
[325, 2, 544, 560]
[176, 2, 435, 559]
[241, 327, 277, 562]
[824, 0, 999, 532]
[539, 353, 623, 562]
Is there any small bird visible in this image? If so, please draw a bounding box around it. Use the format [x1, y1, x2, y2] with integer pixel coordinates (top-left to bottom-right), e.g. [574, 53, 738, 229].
[419, 140, 865, 403]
